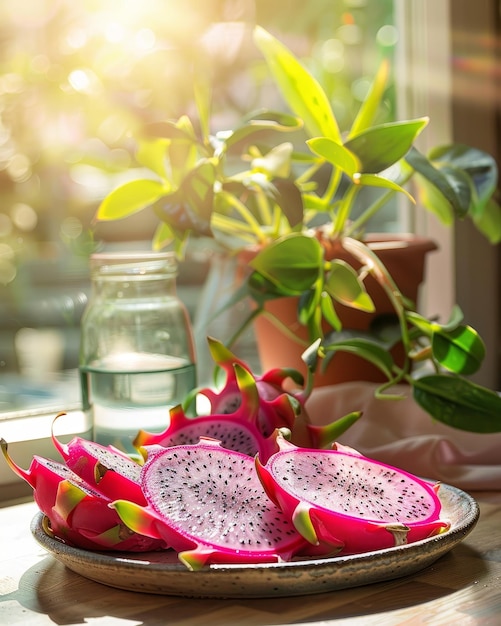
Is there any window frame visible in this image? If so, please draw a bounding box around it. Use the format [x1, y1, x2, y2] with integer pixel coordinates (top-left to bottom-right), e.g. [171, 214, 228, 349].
[395, 0, 500, 389]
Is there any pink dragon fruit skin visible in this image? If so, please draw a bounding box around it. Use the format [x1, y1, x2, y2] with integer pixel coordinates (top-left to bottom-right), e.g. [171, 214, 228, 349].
[51, 414, 145, 505]
[112, 437, 309, 570]
[0, 438, 164, 552]
[196, 337, 303, 436]
[134, 364, 285, 461]
[255, 434, 450, 556]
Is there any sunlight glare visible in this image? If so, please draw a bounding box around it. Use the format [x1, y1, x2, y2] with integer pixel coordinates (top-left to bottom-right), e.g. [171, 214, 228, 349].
[135, 28, 156, 51]
[105, 21, 126, 44]
[66, 27, 88, 50]
[68, 69, 91, 93]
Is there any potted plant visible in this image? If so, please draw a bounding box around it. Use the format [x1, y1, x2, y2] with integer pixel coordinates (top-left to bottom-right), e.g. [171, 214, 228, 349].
[95, 26, 501, 434]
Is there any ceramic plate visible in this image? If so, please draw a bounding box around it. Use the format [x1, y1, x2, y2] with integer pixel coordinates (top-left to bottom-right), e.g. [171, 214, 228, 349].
[31, 482, 479, 599]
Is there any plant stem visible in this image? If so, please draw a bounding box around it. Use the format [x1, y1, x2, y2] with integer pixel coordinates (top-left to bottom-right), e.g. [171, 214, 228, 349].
[216, 192, 268, 244]
[211, 214, 261, 246]
[341, 236, 411, 386]
[346, 188, 396, 236]
[295, 160, 324, 186]
[322, 165, 342, 207]
[225, 306, 264, 351]
[254, 187, 272, 227]
[333, 185, 360, 236]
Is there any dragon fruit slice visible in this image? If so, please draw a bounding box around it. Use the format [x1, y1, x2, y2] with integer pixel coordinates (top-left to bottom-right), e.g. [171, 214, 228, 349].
[0, 438, 163, 552]
[51, 413, 145, 504]
[134, 364, 284, 460]
[112, 437, 308, 570]
[255, 434, 450, 555]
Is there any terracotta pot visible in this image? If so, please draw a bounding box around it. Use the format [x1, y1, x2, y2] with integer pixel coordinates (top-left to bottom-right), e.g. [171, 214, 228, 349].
[241, 234, 438, 387]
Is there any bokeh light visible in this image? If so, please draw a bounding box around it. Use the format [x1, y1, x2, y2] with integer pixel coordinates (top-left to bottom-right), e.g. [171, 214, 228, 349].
[11, 203, 37, 231]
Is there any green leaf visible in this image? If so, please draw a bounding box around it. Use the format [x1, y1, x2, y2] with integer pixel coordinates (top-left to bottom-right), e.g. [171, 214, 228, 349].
[250, 234, 323, 294]
[272, 178, 304, 229]
[437, 304, 464, 331]
[435, 166, 472, 218]
[344, 118, 428, 173]
[136, 139, 170, 180]
[431, 325, 486, 375]
[251, 142, 293, 178]
[167, 138, 198, 185]
[354, 173, 415, 203]
[323, 337, 394, 378]
[320, 291, 342, 332]
[428, 144, 498, 211]
[413, 173, 454, 225]
[324, 260, 375, 312]
[142, 116, 200, 183]
[182, 160, 216, 210]
[222, 110, 303, 151]
[247, 271, 293, 300]
[407, 305, 464, 335]
[412, 375, 501, 433]
[425, 146, 501, 241]
[307, 137, 360, 176]
[96, 179, 168, 221]
[152, 221, 174, 251]
[143, 116, 197, 141]
[253, 26, 341, 142]
[406, 147, 471, 220]
[153, 160, 216, 237]
[193, 74, 212, 140]
[298, 288, 320, 326]
[349, 58, 390, 138]
[472, 197, 501, 244]
[301, 338, 322, 371]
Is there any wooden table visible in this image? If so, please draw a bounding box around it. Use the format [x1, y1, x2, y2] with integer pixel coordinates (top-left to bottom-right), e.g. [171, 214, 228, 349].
[1, 492, 500, 625]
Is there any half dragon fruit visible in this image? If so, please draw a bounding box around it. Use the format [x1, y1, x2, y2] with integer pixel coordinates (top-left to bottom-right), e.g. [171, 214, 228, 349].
[134, 363, 284, 461]
[255, 433, 450, 555]
[51, 413, 145, 505]
[194, 337, 302, 436]
[112, 437, 308, 570]
[0, 438, 164, 552]
[194, 337, 361, 449]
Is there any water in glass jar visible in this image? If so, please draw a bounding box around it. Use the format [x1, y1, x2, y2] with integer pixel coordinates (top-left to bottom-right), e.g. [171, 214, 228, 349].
[80, 352, 196, 452]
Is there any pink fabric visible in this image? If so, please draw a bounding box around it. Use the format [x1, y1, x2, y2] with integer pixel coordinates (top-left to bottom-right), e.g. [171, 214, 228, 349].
[306, 383, 501, 491]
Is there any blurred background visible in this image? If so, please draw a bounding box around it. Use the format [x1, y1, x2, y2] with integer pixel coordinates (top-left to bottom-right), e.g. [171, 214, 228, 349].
[0, 0, 499, 414]
[0, 0, 396, 412]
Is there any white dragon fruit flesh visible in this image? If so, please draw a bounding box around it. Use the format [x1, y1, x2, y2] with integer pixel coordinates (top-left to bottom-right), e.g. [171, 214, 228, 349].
[111, 437, 309, 570]
[256, 433, 450, 555]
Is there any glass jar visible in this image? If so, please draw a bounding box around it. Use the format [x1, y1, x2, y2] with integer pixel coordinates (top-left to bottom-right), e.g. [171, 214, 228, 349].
[79, 252, 196, 451]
